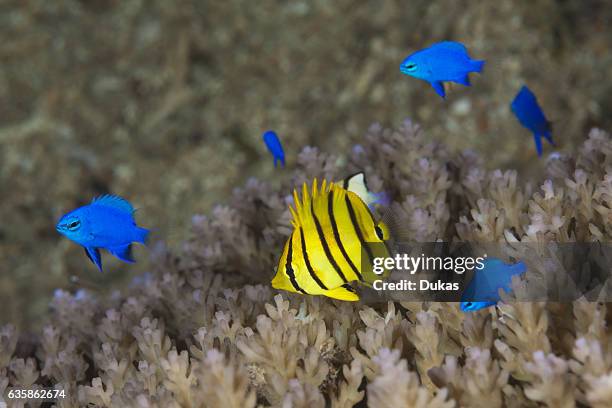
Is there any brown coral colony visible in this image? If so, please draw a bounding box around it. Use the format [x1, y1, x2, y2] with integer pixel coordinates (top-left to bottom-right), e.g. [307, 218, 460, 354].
[2, 121, 612, 406]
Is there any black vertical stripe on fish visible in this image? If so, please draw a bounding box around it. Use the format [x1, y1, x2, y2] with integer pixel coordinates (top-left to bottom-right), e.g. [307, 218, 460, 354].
[360, 197, 378, 227]
[327, 190, 363, 281]
[311, 197, 349, 284]
[285, 233, 307, 294]
[342, 283, 356, 293]
[299, 227, 328, 290]
[345, 195, 375, 265]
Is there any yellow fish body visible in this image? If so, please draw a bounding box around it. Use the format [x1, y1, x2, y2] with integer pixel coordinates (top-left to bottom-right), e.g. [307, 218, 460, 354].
[271, 175, 391, 301]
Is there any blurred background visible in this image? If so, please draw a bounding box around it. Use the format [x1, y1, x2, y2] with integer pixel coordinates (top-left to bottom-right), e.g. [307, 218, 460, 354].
[0, 0, 610, 331]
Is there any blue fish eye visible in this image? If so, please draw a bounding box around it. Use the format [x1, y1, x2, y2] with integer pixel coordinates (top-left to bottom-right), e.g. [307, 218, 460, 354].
[404, 63, 417, 71]
[67, 220, 81, 230]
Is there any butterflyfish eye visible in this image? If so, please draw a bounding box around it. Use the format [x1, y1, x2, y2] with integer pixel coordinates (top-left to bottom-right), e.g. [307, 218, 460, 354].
[67, 220, 81, 230]
[375, 225, 384, 240]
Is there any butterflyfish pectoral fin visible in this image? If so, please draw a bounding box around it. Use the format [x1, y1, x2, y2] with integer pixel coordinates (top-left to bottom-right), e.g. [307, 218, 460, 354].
[84, 246, 103, 272]
[324, 284, 360, 301]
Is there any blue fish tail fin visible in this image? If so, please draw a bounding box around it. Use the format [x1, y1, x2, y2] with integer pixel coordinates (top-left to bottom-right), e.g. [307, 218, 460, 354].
[109, 244, 135, 263]
[280, 156, 285, 167]
[84, 246, 103, 272]
[136, 227, 150, 245]
[533, 133, 543, 157]
[471, 60, 485, 73]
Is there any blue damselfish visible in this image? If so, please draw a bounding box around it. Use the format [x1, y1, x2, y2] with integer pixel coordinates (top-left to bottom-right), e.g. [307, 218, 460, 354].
[511, 85, 554, 157]
[262, 130, 285, 167]
[460, 258, 527, 312]
[400, 41, 485, 98]
[56, 195, 149, 272]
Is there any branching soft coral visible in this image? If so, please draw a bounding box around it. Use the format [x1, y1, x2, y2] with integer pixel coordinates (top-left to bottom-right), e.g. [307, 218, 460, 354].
[366, 348, 454, 408]
[1, 121, 611, 407]
[430, 347, 508, 407]
[236, 295, 331, 404]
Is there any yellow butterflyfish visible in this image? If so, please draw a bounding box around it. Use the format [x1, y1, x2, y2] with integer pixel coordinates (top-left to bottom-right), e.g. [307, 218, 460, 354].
[271, 173, 392, 301]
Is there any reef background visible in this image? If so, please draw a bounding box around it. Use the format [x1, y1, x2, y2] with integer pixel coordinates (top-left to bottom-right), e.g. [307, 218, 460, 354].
[1, 1, 612, 406]
[1, 0, 611, 330]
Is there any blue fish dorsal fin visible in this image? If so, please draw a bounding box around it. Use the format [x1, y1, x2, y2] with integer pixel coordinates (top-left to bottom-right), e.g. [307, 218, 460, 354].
[432, 41, 468, 54]
[91, 194, 134, 214]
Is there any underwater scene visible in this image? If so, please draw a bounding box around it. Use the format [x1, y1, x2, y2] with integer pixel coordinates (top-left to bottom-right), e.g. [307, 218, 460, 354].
[1, 0, 612, 407]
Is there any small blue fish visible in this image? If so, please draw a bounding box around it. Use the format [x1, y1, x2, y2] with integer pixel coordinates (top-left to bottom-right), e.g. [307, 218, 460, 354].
[262, 130, 285, 168]
[400, 41, 485, 98]
[56, 195, 149, 272]
[511, 86, 554, 157]
[460, 258, 527, 312]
